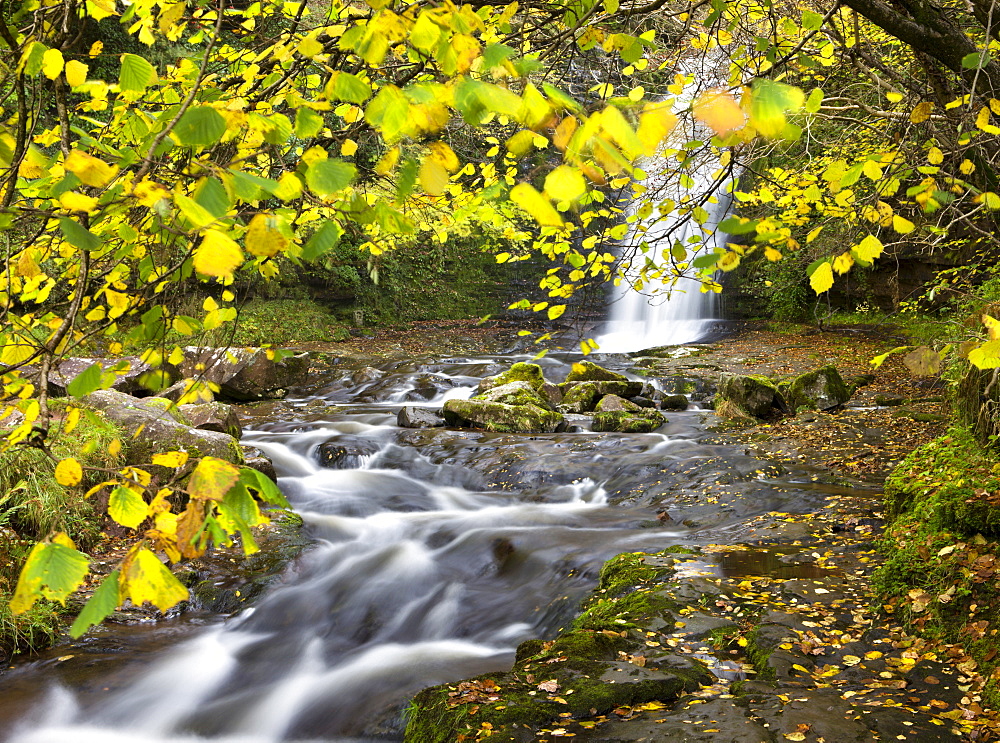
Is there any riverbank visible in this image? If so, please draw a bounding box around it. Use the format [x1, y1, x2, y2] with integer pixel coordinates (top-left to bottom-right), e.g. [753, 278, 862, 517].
[404, 324, 1000, 741]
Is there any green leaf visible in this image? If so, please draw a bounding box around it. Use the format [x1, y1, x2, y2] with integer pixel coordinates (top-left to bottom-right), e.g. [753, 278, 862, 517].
[10, 539, 90, 613]
[364, 86, 411, 141]
[302, 221, 343, 261]
[749, 79, 805, 138]
[174, 193, 217, 228]
[67, 361, 105, 397]
[109, 486, 148, 529]
[193, 177, 231, 219]
[59, 217, 101, 252]
[962, 51, 992, 69]
[306, 159, 357, 196]
[239, 467, 291, 508]
[295, 108, 324, 139]
[802, 10, 824, 30]
[121, 548, 188, 612]
[172, 106, 226, 146]
[70, 570, 121, 637]
[327, 72, 372, 104]
[718, 217, 759, 235]
[483, 43, 518, 70]
[262, 113, 292, 145]
[692, 252, 720, 269]
[119, 54, 155, 92]
[805, 88, 824, 114]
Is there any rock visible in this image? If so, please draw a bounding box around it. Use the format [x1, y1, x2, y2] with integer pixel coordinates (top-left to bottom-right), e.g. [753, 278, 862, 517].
[874, 395, 905, 406]
[474, 380, 554, 410]
[179, 347, 309, 401]
[84, 389, 243, 465]
[157, 378, 215, 404]
[786, 364, 850, 411]
[630, 396, 658, 408]
[397, 406, 446, 428]
[660, 394, 689, 410]
[848, 373, 876, 392]
[0, 407, 25, 430]
[317, 436, 381, 468]
[715, 373, 785, 418]
[351, 366, 383, 385]
[241, 445, 277, 481]
[592, 410, 665, 433]
[955, 363, 1000, 444]
[564, 360, 629, 383]
[476, 362, 548, 394]
[39, 356, 177, 397]
[442, 399, 563, 433]
[560, 380, 645, 413]
[595, 394, 644, 413]
[179, 401, 243, 439]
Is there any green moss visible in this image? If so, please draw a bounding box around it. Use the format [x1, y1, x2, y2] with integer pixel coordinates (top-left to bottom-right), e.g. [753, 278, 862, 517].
[742, 627, 778, 683]
[442, 399, 563, 433]
[592, 411, 665, 433]
[486, 362, 547, 391]
[565, 361, 628, 384]
[785, 365, 849, 411]
[573, 589, 673, 631]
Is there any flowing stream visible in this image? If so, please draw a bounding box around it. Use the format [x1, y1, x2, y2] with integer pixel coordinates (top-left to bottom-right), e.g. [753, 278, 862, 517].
[0, 352, 838, 742]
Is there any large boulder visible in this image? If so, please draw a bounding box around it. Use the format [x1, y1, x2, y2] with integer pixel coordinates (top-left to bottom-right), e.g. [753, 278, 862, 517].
[477, 362, 547, 393]
[559, 381, 644, 413]
[715, 374, 786, 419]
[592, 410, 666, 433]
[785, 365, 850, 411]
[564, 361, 629, 384]
[595, 394, 644, 413]
[179, 347, 309, 401]
[38, 357, 177, 397]
[84, 390, 243, 465]
[474, 381, 554, 410]
[179, 401, 243, 439]
[443, 399, 563, 433]
[157, 378, 215, 404]
[317, 436, 381, 469]
[397, 406, 446, 428]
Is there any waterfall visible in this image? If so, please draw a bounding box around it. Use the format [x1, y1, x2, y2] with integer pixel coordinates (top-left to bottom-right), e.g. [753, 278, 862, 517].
[595, 84, 736, 353]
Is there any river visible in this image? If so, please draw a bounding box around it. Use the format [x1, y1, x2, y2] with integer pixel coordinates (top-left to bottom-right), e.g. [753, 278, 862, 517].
[0, 350, 859, 742]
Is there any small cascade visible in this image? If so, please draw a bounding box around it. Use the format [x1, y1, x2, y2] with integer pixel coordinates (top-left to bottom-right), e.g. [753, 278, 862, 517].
[596, 81, 736, 353]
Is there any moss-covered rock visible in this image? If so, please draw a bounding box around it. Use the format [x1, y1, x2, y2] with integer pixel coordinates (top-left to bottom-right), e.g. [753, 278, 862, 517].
[403, 547, 712, 743]
[594, 394, 643, 413]
[660, 394, 689, 410]
[592, 410, 665, 433]
[474, 381, 554, 410]
[955, 362, 1000, 446]
[564, 360, 630, 383]
[442, 399, 563, 433]
[714, 373, 785, 419]
[559, 381, 644, 413]
[477, 362, 548, 394]
[785, 365, 850, 411]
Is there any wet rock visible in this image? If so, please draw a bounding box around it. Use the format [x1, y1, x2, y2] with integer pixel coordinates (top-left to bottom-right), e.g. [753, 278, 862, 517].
[442, 399, 563, 433]
[351, 366, 383, 385]
[38, 356, 176, 397]
[565, 360, 630, 383]
[179, 347, 309, 401]
[241, 445, 277, 481]
[560, 381, 645, 413]
[715, 373, 785, 419]
[317, 436, 381, 468]
[659, 394, 689, 410]
[397, 406, 446, 428]
[179, 401, 242, 439]
[630, 396, 658, 408]
[474, 380, 554, 410]
[785, 364, 850, 411]
[592, 410, 665, 433]
[595, 394, 644, 413]
[476, 361, 548, 394]
[84, 389, 243, 465]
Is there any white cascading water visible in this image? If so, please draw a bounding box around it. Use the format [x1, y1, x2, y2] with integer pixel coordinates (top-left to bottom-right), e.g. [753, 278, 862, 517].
[596, 73, 736, 353]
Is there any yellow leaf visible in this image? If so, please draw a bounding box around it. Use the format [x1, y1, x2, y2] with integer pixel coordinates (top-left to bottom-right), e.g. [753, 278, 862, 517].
[718, 251, 741, 271]
[764, 247, 783, 262]
[194, 230, 244, 279]
[862, 160, 882, 180]
[89, 41, 104, 57]
[806, 225, 824, 243]
[810, 261, 834, 294]
[188, 456, 241, 501]
[245, 213, 289, 258]
[152, 451, 190, 468]
[927, 146, 943, 165]
[419, 157, 449, 196]
[784, 734, 806, 742]
[55, 457, 83, 486]
[510, 183, 563, 227]
[65, 60, 88, 88]
[544, 165, 587, 202]
[272, 172, 303, 201]
[693, 88, 745, 136]
[42, 48, 64, 80]
[64, 150, 117, 187]
[892, 215, 915, 233]
[64, 407, 81, 434]
[428, 141, 460, 172]
[132, 179, 170, 207]
[910, 101, 933, 123]
[59, 191, 98, 214]
[375, 146, 400, 175]
[122, 548, 188, 612]
[341, 139, 358, 157]
[984, 315, 1000, 341]
[854, 234, 884, 262]
[553, 116, 578, 152]
[108, 438, 122, 457]
[960, 159, 976, 174]
[833, 252, 854, 274]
